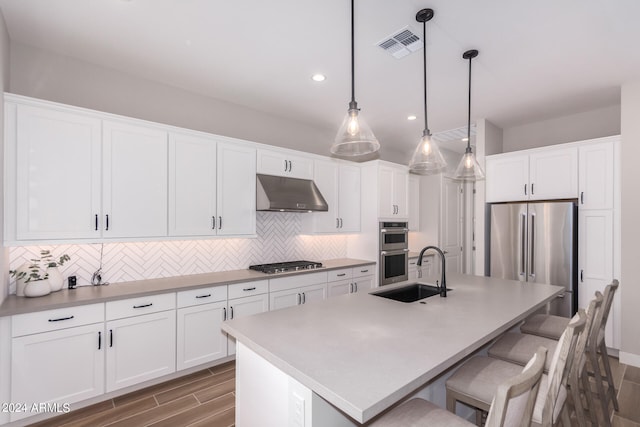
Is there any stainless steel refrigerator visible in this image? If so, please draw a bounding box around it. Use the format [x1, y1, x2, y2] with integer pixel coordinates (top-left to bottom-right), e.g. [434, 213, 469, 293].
[486, 201, 577, 317]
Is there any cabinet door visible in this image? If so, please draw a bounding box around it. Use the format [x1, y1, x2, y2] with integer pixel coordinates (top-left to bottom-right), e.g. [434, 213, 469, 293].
[257, 149, 313, 179]
[269, 288, 301, 311]
[485, 153, 529, 202]
[102, 121, 168, 238]
[378, 167, 395, 217]
[327, 279, 352, 297]
[312, 160, 340, 232]
[227, 294, 269, 356]
[352, 275, 374, 293]
[440, 178, 463, 274]
[578, 210, 613, 311]
[393, 169, 409, 218]
[106, 310, 176, 392]
[11, 324, 104, 421]
[408, 175, 420, 231]
[15, 105, 101, 240]
[529, 147, 578, 200]
[177, 301, 227, 371]
[300, 283, 327, 305]
[216, 142, 256, 236]
[168, 133, 217, 236]
[338, 164, 361, 232]
[579, 141, 614, 210]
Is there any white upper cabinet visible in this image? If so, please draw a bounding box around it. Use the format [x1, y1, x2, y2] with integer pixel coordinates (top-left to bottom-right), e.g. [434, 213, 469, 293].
[528, 147, 578, 200]
[168, 132, 217, 236]
[14, 104, 102, 240]
[408, 175, 420, 231]
[578, 139, 615, 210]
[168, 134, 256, 237]
[216, 142, 256, 236]
[102, 120, 168, 238]
[378, 164, 408, 218]
[257, 148, 314, 179]
[485, 146, 577, 202]
[304, 159, 360, 233]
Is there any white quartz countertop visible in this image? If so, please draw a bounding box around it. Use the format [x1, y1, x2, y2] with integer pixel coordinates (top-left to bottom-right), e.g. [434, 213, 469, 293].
[0, 258, 375, 317]
[221, 273, 563, 424]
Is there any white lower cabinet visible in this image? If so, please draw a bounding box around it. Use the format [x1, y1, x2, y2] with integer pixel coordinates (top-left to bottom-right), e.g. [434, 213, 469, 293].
[226, 293, 269, 356]
[9, 304, 105, 421]
[105, 294, 176, 392]
[326, 266, 375, 297]
[176, 286, 228, 371]
[408, 255, 434, 281]
[269, 283, 327, 311]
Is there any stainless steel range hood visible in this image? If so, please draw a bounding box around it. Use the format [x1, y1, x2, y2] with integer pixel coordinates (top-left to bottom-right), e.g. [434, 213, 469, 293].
[256, 174, 328, 212]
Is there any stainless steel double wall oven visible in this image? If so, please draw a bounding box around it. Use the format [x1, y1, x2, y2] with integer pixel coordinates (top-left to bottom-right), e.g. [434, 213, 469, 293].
[379, 221, 409, 285]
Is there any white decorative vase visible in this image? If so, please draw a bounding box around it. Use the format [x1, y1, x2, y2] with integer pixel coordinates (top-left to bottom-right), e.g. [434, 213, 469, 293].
[47, 267, 64, 292]
[24, 280, 51, 298]
[14, 263, 30, 297]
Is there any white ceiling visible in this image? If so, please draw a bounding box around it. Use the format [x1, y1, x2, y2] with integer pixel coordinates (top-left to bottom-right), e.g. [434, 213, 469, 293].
[1, 0, 637, 160]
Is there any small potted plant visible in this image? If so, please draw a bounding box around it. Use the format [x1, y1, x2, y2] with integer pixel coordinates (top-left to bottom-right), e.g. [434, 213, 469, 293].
[10, 250, 71, 297]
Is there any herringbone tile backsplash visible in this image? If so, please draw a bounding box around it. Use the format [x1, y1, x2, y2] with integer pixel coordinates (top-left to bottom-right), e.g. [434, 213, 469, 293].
[8, 213, 347, 291]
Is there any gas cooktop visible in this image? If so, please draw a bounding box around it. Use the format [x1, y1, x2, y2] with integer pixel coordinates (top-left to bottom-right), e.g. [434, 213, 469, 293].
[249, 261, 323, 274]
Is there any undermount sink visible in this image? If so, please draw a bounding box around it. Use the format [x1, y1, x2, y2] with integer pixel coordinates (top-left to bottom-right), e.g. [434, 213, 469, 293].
[373, 283, 451, 303]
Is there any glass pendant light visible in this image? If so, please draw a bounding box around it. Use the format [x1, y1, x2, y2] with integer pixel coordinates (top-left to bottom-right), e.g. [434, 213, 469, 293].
[408, 8, 446, 175]
[454, 49, 485, 181]
[330, 0, 379, 156]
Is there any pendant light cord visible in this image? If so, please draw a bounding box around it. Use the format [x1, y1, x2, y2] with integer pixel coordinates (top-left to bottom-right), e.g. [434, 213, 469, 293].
[422, 20, 429, 134]
[467, 54, 472, 149]
[350, 0, 356, 107]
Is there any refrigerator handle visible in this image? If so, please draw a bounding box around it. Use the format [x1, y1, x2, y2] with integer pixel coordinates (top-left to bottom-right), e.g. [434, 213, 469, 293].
[529, 213, 536, 279]
[520, 213, 526, 277]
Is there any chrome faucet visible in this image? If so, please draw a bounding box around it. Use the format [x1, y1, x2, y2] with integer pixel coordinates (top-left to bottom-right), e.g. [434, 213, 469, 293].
[417, 245, 447, 297]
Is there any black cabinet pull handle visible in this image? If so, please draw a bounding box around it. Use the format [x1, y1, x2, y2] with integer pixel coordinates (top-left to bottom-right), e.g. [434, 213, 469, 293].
[95, 214, 98, 231]
[105, 214, 110, 231]
[531, 183, 535, 195]
[223, 307, 227, 321]
[337, 273, 346, 277]
[219, 216, 222, 229]
[133, 303, 153, 309]
[361, 269, 369, 273]
[195, 294, 211, 299]
[580, 192, 584, 204]
[349, 283, 353, 293]
[212, 216, 216, 230]
[243, 287, 256, 291]
[48, 315, 74, 322]
[524, 184, 527, 195]
[230, 306, 234, 319]
[580, 270, 584, 282]
[336, 218, 339, 228]
[354, 282, 358, 292]
[98, 331, 102, 350]
[339, 218, 343, 228]
[296, 293, 301, 305]
[109, 329, 113, 347]
[284, 159, 288, 172]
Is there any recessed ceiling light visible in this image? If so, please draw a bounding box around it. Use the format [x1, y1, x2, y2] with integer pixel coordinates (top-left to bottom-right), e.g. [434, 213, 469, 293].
[311, 74, 326, 82]
[407, 115, 417, 121]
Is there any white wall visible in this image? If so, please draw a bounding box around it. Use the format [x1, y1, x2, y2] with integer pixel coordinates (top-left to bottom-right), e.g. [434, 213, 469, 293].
[0, 10, 9, 305]
[620, 82, 640, 366]
[502, 104, 620, 153]
[9, 42, 335, 158]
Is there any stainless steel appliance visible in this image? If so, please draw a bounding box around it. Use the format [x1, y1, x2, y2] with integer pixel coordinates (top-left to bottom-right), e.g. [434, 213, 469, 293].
[379, 222, 409, 285]
[249, 261, 323, 274]
[256, 174, 329, 212]
[487, 201, 577, 317]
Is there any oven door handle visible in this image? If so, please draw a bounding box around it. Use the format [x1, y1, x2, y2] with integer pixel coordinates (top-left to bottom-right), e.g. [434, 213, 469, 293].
[380, 249, 410, 255]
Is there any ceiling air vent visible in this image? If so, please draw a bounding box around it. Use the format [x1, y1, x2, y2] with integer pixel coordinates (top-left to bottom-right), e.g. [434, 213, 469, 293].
[376, 26, 422, 59]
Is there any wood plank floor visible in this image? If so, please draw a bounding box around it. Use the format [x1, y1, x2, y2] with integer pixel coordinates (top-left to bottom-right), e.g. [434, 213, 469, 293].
[27, 358, 640, 426]
[30, 361, 236, 427]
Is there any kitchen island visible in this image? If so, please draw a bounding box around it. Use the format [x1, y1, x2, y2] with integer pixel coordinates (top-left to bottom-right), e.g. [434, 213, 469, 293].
[221, 273, 564, 426]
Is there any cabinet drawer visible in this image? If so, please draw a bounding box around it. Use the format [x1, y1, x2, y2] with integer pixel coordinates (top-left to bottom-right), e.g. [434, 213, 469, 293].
[269, 271, 328, 293]
[12, 303, 105, 337]
[352, 265, 375, 278]
[228, 280, 268, 299]
[327, 268, 352, 282]
[177, 286, 227, 308]
[106, 293, 176, 320]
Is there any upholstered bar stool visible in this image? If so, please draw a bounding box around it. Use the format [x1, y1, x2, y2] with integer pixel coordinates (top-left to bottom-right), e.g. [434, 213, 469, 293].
[371, 347, 547, 427]
[446, 311, 586, 427]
